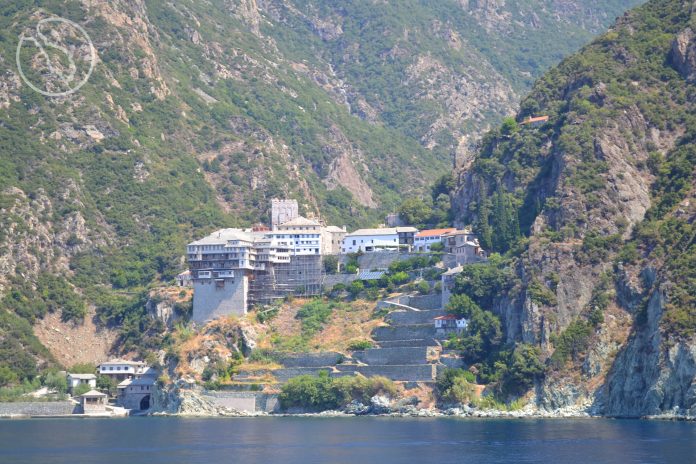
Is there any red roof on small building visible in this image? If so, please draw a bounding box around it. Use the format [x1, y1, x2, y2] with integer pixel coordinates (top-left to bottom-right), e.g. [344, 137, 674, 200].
[520, 115, 549, 125]
[434, 315, 460, 321]
[416, 228, 457, 238]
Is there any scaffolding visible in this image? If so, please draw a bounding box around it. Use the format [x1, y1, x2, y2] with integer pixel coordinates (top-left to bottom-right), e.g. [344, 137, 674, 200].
[248, 254, 323, 306]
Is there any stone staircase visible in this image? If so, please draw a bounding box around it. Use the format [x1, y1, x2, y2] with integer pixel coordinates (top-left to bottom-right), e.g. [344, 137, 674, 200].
[232, 294, 464, 386]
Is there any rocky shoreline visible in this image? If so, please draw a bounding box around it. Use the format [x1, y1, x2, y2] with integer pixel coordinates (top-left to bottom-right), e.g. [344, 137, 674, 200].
[147, 391, 696, 421]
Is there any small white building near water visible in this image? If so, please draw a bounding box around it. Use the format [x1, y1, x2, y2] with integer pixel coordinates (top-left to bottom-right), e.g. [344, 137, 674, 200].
[79, 390, 108, 414]
[67, 373, 96, 393]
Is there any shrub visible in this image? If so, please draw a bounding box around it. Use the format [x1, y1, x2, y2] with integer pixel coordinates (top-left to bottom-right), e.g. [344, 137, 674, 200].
[550, 320, 593, 369]
[72, 383, 92, 397]
[347, 340, 374, 351]
[296, 300, 336, 335]
[436, 368, 476, 404]
[429, 242, 445, 252]
[323, 256, 339, 274]
[279, 372, 397, 411]
[347, 280, 365, 297]
[389, 271, 410, 285]
[417, 280, 430, 295]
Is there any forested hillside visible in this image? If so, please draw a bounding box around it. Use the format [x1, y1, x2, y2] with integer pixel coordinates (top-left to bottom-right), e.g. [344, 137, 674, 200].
[451, 0, 695, 417]
[0, 0, 639, 384]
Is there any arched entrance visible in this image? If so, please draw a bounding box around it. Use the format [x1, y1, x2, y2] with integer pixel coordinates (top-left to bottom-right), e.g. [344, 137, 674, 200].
[139, 394, 150, 410]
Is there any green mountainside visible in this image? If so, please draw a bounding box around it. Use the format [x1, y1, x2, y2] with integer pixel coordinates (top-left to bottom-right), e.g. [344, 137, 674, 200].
[451, 0, 695, 416]
[0, 0, 640, 384]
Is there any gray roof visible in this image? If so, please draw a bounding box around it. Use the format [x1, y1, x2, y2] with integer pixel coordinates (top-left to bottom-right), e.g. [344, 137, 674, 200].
[358, 270, 387, 280]
[278, 216, 320, 227]
[188, 228, 254, 246]
[118, 377, 156, 388]
[81, 389, 107, 397]
[67, 373, 96, 379]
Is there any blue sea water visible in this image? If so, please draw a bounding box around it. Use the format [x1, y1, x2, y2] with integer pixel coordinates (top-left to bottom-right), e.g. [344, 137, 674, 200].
[0, 417, 694, 464]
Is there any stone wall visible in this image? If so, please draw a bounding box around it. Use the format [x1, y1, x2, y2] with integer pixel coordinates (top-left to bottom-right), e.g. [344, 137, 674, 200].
[386, 309, 445, 325]
[203, 391, 280, 413]
[334, 364, 436, 382]
[352, 347, 427, 365]
[323, 274, 358, 289]
[192, 276, 248, 323]
[354, 252, 425, 271]
[405, 294, 442, 310]
[275, 352, 342, 368]
[0, 401, 77, 416]
[271, 367, 334, 382]
[372, 324, 436, 342]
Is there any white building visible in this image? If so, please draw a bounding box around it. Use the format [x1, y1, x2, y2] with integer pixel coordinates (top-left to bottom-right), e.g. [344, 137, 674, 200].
[98, 360, 149, 381]
[341, 228, 400, 253]
[414, 228, 456, 252]
[273, 216, 322, 255]
[434, 314, 468, 335]
[67, 373, 96, 392]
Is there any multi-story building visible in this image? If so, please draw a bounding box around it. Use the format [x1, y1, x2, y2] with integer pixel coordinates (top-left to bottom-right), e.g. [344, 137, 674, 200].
[187, 229, 258, 323]
[98, 360, 152, 382]
[414, 228, 457, 252]
[187, 215, 324, 324]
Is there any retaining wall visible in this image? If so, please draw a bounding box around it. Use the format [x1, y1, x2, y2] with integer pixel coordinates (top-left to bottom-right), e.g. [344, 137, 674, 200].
[0, 401, 77, 416]
[376, 339, 434, 348]
[334, 364, 436, 382]
[271, 367, 334, 382]
[352, 347, 427, 366]
[323, 274, 358, 289]
[405, 294, 442, 310]
[372, 324, 436, 342]
[275, 352, 343, 368]
[203, 391, 280, 413]
[386, 309, 445, 325]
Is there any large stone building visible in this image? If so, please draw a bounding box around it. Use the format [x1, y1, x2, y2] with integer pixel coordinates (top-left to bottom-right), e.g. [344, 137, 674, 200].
[188, 215, 324, 323]
[321, 225, 347, 255]
[271, 198, 299, 228]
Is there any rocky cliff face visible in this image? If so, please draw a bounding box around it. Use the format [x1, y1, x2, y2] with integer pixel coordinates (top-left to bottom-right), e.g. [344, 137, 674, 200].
[452, 0, 696, 417]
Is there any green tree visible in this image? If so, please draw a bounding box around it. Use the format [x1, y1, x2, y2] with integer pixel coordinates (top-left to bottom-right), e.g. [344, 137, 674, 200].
[43, 371, 67, 393]
[398, 198, 432, 226]
[0, 366, 18, 387]
[348, 280, 365, 297]
[323, 256, 339, 274]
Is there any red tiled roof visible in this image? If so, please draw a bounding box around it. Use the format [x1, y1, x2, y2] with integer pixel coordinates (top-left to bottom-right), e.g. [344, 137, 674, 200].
[521, 115, 549, 125]
[434, 315, 459, 320]
[416, 228, 457, 238]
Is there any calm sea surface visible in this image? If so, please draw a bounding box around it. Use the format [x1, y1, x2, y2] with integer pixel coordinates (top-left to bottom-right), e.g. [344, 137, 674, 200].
[0, 417, 694, 464]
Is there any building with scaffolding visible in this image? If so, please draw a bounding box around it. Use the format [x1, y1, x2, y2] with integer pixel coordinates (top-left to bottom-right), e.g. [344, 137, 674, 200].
[187, 216, 324, 324]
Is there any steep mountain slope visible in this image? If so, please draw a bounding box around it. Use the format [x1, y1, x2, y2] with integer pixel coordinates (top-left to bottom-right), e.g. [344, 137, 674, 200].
[452, 0, 695, 417]
[0, 0, 640, 381]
